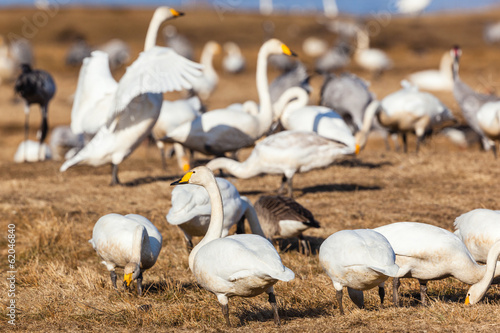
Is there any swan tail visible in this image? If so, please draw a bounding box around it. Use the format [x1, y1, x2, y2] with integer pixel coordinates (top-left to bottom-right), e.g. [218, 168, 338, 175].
[60, 151, 86, 172]
[275, 266, 295, 282]
[368, 263, 399, 278]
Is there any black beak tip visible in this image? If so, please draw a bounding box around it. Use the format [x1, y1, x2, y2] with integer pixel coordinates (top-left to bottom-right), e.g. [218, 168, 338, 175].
[178, 11, 185, 16]
[170, 180, 180, 186]
[291, 51, 298, 57]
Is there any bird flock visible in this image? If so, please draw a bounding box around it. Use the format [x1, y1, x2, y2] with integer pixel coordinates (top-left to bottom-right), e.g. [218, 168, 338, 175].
[6, 3, 500, 328]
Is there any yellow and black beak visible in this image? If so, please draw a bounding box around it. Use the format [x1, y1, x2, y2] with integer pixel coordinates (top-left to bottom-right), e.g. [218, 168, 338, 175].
[355, 144, 360, 155]
[170, 8, 185, 17]
[124, 273, 133, 287]
[171, 171, 194, 186]
[464, 295, 470, 305]
[281, 44, 298, 57]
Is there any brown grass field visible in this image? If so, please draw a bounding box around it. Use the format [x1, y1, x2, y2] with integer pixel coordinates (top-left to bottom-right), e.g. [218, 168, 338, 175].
[2, 4, 500, 332]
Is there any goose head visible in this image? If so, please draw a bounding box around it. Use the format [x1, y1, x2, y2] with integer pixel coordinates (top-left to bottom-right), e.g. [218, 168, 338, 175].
[123, 262, 141, 288]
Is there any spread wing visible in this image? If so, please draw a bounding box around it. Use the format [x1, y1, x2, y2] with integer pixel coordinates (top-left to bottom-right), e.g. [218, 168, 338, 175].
[110, 46, 203, 120]
[71, 51, 118, 135]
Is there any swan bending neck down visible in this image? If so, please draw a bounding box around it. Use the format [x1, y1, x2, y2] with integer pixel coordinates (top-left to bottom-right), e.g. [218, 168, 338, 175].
[171, 166, 294, 326]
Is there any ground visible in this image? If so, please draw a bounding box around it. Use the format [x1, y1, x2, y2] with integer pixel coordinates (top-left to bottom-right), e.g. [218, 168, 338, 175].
[1, 5, 500, 332]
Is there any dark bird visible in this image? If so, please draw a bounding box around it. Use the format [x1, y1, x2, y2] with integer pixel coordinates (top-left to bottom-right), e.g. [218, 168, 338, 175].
[14, 63, 56, 159]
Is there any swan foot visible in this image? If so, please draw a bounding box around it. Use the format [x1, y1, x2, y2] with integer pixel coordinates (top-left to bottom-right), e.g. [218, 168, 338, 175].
[419, 281, 428, 306]
[336, 289, 344, 315]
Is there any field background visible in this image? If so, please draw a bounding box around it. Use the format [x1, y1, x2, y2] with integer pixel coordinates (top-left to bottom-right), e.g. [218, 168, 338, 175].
[2, 5, 500, 332]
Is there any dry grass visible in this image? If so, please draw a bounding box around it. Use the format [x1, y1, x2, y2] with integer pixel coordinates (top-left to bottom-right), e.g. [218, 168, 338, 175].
[2, 6, 500, 332]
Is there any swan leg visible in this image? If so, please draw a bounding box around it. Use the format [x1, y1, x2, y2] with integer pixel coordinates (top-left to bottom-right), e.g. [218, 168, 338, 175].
[393, 277, 400, 306]
[110, 164, 120, 186]
[137, 271, 143, 296]
[492, 142, 498, 159]
[419, 280, 428, 306]
[378, 283, 385, 306]
[336, 289, 344, 315]
[402, 133, 408, 153]
[217, 294, 231, 327]
[24, 103, 30, 162]
[267, 287, 280, 325]
[179, 228, 193, 252]
[110, 270, 117, 289]
[347, 287, 364, 309]
[236, 215, 246, 234]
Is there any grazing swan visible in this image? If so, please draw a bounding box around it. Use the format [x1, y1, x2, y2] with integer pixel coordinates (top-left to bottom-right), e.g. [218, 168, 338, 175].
[69, 6, 184, 137]
[356, 81, 455, 153]
[319, 229, 399, 314]
[253, 195, 320, 254]
[275, 87, 356, 151]
[375, 222, 500, 305]
[354, 28, 392, 77]
[408, 51, 453, 91]
[152, 95, 203, 170]
[167, 177, 265, 251]
[476, 100, 500, 157]
[171, 166, 294, 326]
[161, 39, 297, 157]
[454, 209, 500, 263]
[89, 213, 163, 296]
[451, 45, 500, 155]
[189, 40, 220, 100]
[60, 9, 202, 185]
[222, 41, 246, 74]
[206, 130, 355, 198]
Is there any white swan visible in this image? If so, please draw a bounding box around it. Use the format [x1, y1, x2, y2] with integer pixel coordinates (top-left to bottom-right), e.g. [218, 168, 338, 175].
[162, 39, 296, 157]
[69, 7, 184, 137]
[171, 166, 294, 326]
[356, 81, 455, 153]
[190, 40, 220, 100]
[396, 0, 431, 15]
[374, 222, 500, 305]
[167, 177, 265, 251]
[60, 9, 203, 185]
[476, 100, 500, 155]
[408, 51, 454, 91]
[49, 125, 85, 161]
[222, 41, 246, 74]
[354, 29, 392, 77]
[206, 130, 355, 198]
[14, 140, 52, 163]
[89, 213, 163, 296]
[454, 209, 500, 263]
[253, 195, 320, 254]
[152, 95, 203, 170]
[275, 87, 357, 151]
[319, 229, 399, 314]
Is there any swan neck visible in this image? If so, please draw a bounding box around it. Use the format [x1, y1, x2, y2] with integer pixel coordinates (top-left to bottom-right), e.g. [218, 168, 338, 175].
[188, 173, 224, 271]
[200, 45, 217, 79]
[255, 45, 273, 135]
[144, 11, 164, 51]
[207, 157, 257, 179]
[467, 240, 500, 303]
[361, 100, 380, 133]
[241, 197, 266, 238]
[276, 88, 309, 120]
[131, 226, 146, 264]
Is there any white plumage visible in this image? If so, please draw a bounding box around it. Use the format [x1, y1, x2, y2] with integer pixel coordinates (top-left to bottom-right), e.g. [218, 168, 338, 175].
[354, 29, 392, 76]
[222, 42, 246, 74]
[408, 51, 454, 91]
[14, 140, 52, 163]
[396, 0, 431, 15]
[167, 177, 264, 250]
[375, 222, 500, 305]
[190, 40, 220, 100]
[89, 213, 163, 296]
[476, 100, 500, 153]
[319, 229, 399, 314]
[454, 209, 500, 263]
[171, 166, 294, 326]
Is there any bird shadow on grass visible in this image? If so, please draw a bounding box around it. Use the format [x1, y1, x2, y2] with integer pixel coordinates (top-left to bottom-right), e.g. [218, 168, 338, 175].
[142, 279, 203, 296]
[122, 174, 183, 187]
[335, 158, 392, 169]
[235, 303, 329, 326]
[301, 183, 382, 195]
[274, 236, 325, 255]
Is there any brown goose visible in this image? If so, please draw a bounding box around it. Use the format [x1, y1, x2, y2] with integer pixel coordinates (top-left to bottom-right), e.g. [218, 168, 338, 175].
[252, 195, 320, 254]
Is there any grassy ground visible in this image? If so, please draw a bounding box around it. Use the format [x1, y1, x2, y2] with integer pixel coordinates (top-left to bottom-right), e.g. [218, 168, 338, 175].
[2, 5, 500, 332]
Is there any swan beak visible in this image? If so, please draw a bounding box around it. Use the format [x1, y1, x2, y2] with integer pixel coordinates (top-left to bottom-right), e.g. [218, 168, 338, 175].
[355, 144, 360, 155]
[464, 295, 470, 305]
[281, 44, 297, 57]
[124, 273, 133, 287]
[170, 8, 184, 17]
[171, 171, 194, 185]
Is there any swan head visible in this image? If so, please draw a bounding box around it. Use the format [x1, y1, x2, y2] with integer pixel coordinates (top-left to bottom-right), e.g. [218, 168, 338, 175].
[123, 262, 141, 288]
[171, 166, 216, 187]
[264, 38, 297, 57]
[153, 6, 184, 23]
[465, 282, 487, 305]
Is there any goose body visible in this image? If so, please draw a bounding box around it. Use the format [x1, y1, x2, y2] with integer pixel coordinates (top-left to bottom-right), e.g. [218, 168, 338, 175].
[319, 229, 399, 314]
[89, 213, 163, 296]
[408, 52, 453, 91]
[375, 222, 500, 305]
[206, 130, 355, 197]
[163, 39, 296, 157]
[167, 177, 264, 250]
[253, 195, 320, 253]
[454, 209, 500, 263]
[356, 81, 455, 153]
[60, 8, 203, 185]
[171, 166, 294, 326]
